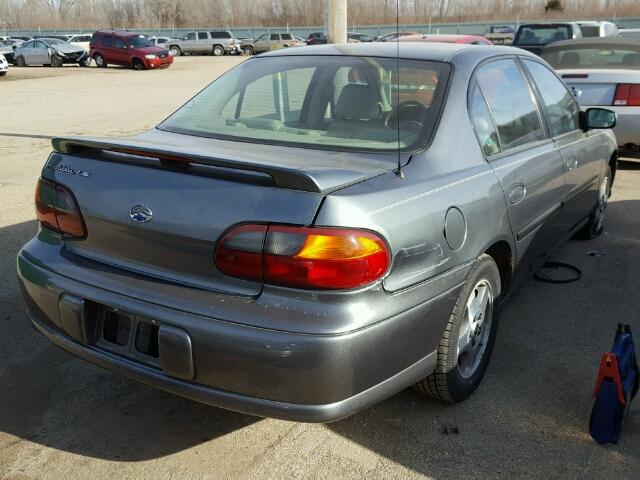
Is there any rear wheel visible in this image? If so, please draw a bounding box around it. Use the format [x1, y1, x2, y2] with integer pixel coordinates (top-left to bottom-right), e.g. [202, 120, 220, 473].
[414, 254, 501, 402]
[213, 45, 225, 56]
[132, 58, 145, 70]
[169, 45, 181, 56]
[94, 54, 107, 68]
[50, 55, 63, 67]
[242, 45, 254, 56]
[575, 166, 611, 240]
[16, 55, 26, 67]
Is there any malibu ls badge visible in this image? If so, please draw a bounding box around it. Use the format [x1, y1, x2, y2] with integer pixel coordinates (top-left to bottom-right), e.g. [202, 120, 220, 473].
[130, 205, 153, 223]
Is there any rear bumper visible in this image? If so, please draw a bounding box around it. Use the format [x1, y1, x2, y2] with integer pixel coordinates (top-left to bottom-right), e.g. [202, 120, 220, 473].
[17, 247, 461, 422]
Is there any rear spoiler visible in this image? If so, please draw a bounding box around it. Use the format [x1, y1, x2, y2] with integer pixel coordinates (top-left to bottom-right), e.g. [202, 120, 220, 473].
[52, 136, 336, 193]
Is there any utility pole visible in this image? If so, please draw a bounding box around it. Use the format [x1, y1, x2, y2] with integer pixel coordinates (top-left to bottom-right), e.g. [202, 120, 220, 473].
[327, 0, 347, 44]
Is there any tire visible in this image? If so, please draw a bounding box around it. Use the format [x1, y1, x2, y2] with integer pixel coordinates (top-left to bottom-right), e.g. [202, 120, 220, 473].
[169, 45, 181, 56]
[575, 165, 612, 240]
[414, 254, 501, 403]
[212, 45, 225, 56]
[16, 55, 26, 67]
[132, 58, 145, 70]
[79, 56, 92, 67]
[242, 45, 254, 56]
[94, 54, 107, 68]
[50, 55, 63, 67]
[0, 72, 6, 76]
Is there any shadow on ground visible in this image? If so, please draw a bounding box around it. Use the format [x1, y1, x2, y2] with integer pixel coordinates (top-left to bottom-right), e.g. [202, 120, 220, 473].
[2, 198, 640, 475]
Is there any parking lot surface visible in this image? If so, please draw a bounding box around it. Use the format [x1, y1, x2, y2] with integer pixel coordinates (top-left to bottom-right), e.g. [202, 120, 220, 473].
[1, 56, 640, 479]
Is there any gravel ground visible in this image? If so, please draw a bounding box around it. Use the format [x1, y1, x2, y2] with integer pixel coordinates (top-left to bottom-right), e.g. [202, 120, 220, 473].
[1, 56, 640, 479]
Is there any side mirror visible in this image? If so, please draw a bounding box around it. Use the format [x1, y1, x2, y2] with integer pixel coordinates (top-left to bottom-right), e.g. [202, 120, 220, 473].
[582, 108, 617, 130]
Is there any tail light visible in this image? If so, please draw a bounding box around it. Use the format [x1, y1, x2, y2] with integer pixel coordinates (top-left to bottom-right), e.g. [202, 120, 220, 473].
[35, 178, 87, 238]
[215, 224, 390, 290]
[613, 84, 640, 106]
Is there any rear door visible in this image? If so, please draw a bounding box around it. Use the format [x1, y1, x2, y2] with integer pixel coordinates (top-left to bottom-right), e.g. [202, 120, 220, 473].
[254, 34, 269, 53]
[100, 34, 116, 63]
[470, 58, 567, 275]
[19, 40, 35, 63]
[521, 57, 601, 225]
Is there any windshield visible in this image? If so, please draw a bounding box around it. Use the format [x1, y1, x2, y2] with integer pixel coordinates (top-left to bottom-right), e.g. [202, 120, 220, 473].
[516, 26, 571, 45]
[43, 38, 65, 45]
[542, 45, 640, 69]
[128, 35, 153, 48]
[159, 55, 449, 152]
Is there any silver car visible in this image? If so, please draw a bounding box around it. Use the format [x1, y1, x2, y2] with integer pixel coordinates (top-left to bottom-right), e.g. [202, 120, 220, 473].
[541, 37, 640, 158]
[14, 38, 89, 67]
[166, 31, 238, 56]
[18, 43, 617, 422]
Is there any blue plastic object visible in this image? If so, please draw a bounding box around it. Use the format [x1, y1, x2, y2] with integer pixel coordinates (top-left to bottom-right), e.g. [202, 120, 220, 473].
[589, 324, 639, 444]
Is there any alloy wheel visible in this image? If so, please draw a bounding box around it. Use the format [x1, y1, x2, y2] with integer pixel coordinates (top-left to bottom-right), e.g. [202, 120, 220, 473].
[456, 279, 494, 379]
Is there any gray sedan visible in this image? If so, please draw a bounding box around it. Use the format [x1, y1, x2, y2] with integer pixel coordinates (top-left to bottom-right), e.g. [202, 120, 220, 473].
[13, 38, 89, 67]
[18, 43, 617, 422]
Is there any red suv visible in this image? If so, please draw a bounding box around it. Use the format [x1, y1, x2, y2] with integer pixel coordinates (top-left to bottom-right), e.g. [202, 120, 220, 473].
[90, 30, 173, 70]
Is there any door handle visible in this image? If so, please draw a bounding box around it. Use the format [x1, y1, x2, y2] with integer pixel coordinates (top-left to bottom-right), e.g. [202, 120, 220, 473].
[508, 184, 526, 205]
[565, 158, 578, 171]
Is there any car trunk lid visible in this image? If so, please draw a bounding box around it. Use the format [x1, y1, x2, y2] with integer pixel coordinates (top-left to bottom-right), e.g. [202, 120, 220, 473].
[45, 131, 390, 296]
[559, 69, 640, 106]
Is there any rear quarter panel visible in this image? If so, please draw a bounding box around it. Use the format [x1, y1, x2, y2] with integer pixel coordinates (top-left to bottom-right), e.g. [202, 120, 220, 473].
[316, 51, 514, 293]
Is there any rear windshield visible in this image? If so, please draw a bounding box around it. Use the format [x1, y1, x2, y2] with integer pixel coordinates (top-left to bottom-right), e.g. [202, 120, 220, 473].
[127, 35, 153, 48]
[159, 55, 450, 152]
[542, 45, 640, 69]
[516, 25, 571, 45]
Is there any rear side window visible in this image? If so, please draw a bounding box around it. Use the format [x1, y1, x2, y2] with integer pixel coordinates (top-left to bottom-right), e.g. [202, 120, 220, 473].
[270, 34, 280, 41]
[210, 31, 231, 39]
[475, 59, 545, 151]
[522, 59, 580, 137]
[198, 32, 208, 40]
[469, 81, 500, 156]
[101, 35, 113, 48]
[281, 34, 292, 40]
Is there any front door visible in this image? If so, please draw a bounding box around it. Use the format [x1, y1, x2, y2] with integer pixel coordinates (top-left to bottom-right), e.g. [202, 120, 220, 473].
[521, 58, 603, 229]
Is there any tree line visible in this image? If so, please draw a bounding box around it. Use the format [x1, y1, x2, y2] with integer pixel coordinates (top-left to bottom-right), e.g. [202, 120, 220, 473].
[1, 0, 638, 30]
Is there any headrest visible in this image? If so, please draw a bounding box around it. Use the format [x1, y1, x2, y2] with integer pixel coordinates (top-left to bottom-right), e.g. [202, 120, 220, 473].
[334, 84, 380, 120]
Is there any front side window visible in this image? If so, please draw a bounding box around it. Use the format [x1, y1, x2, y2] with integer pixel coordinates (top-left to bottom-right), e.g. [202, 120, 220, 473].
[523, 59, 579, 137]
[159, 55, 450, 153]
[270, 34, 280, 41]
[114, 37, 125, 49]
[128, 36, 153, 48]
[475, 59, 545, 151]
[185, 32, 196, 40]
[468, 81, 500, 156]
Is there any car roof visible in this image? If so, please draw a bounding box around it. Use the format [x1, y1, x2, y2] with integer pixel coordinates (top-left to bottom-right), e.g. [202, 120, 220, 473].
[398, 34, 488, 43]
[541, 37, 640, 50]
[96, 30, 139, 37]
[260, 41, 528, 62]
